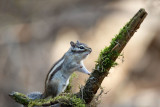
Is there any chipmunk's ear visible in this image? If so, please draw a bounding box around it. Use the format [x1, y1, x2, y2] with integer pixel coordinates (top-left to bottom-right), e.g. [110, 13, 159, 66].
[70, 41, 75, 47]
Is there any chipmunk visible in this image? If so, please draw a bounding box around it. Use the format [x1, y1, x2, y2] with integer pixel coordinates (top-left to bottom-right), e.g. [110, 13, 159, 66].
[27, 41, 92, 100]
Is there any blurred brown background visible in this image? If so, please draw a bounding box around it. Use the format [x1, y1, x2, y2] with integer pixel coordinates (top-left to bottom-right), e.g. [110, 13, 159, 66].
[0, 0, 160, 107]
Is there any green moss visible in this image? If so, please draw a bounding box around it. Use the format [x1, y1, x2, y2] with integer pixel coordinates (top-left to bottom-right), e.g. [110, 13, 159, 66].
[15, 92, 26, 97]
[96, 50, 120, 73]
[10, 92, 30, 105]
[96, 22, 131, 73]
[28, 93, 85, 107]
[54, 94, 85, 107]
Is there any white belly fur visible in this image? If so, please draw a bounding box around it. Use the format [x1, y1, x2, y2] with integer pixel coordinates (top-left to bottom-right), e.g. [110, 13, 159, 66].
[50, 71, 70, 95]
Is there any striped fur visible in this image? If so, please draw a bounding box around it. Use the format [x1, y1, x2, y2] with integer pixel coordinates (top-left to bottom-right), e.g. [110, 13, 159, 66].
[45, 56, 64, 85]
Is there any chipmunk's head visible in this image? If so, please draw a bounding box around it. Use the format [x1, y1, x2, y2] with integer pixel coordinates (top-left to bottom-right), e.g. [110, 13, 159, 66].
[70, 41, 92, 61]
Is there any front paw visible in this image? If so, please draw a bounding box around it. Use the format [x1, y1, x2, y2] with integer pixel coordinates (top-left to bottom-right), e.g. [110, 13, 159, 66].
[80, 65, 83, 68]
[87, 72, 91, 75]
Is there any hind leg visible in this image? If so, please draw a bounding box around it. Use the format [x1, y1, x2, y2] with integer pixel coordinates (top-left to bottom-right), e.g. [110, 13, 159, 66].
[42, 83, 58, 98]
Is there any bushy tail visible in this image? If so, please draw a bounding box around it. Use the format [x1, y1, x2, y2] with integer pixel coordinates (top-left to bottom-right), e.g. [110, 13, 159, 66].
[27, 92, 42, 100]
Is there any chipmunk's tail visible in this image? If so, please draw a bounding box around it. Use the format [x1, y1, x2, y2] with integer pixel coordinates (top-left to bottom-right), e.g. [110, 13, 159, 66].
[27, 92, 42, 100]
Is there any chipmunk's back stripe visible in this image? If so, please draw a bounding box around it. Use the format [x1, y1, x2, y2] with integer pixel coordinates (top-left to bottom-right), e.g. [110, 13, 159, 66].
[46, 56, 64, 84]
[49, 63, 63, 81]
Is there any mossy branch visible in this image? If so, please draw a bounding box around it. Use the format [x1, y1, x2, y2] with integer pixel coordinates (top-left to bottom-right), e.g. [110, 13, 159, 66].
[77, 8, 147, 103]
[9, 92, 85, 107]
[9, 91, 30, 105]
[9, 8, 147, 106]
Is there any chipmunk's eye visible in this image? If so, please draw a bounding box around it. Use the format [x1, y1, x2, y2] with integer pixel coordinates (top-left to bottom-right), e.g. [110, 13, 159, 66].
[79, 46, 84, 49]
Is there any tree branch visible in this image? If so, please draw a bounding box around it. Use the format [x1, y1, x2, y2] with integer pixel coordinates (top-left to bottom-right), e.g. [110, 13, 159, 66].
[9, 92, 85, 107]
[77, 8, 147, 104]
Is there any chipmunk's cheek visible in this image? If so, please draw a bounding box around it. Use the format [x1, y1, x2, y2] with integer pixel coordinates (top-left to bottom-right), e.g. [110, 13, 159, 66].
[85, 51, 91, 55]
[84, 53, 89, 58]
[83, 56, 87, 59]
[85, 53, 89, 56]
